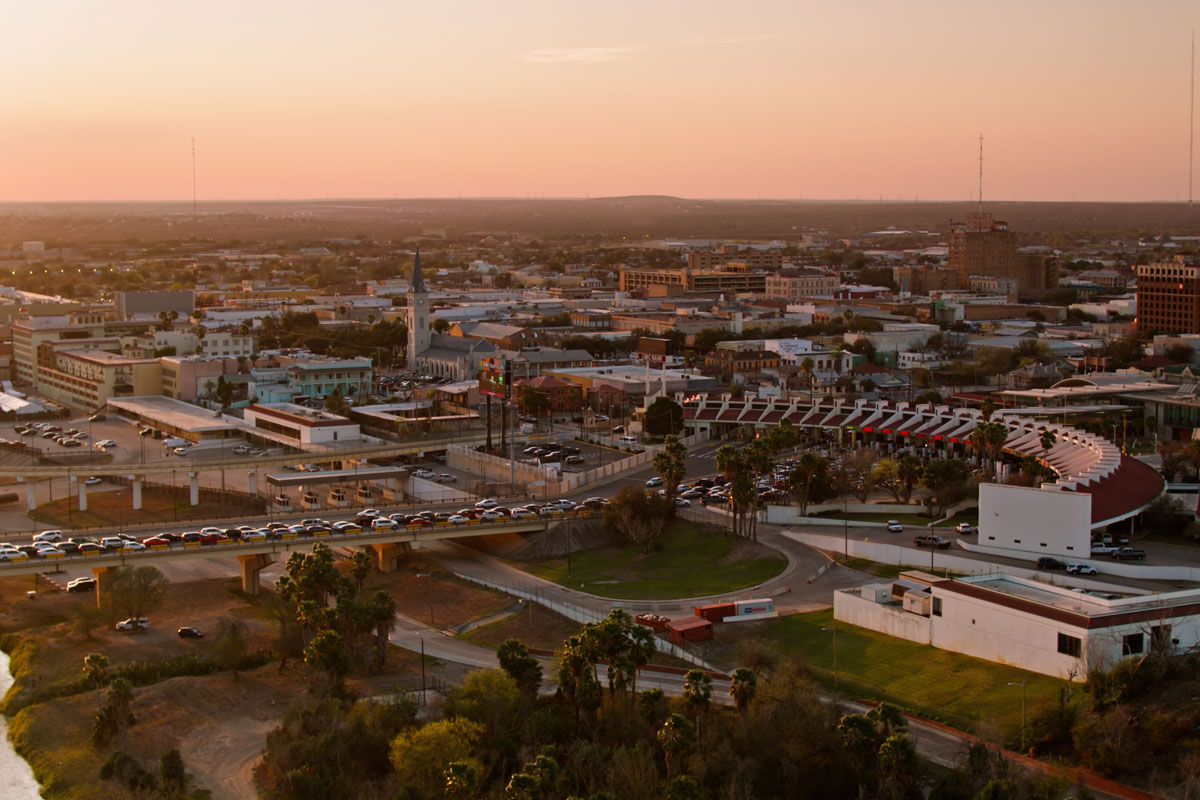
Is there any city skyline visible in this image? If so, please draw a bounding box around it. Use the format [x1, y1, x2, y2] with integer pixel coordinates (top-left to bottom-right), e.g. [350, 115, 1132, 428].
[4, 0, 1199, 203]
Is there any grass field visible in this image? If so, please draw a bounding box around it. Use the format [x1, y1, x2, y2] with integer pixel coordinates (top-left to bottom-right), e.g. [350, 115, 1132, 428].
[528, 521, 786, 600]
[715, 608, 1065, 735]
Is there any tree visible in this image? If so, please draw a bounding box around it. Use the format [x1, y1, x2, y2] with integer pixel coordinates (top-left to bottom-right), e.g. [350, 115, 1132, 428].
[896, 454, 924, 504]
[1166, 342, 1195, 364]
[914, 389, 943, 405]
[628, 624, 657, 695]
[83, 652, 109, 696]
[838, 448, 876, 502]
[729, 667, 758, 716]
[870, 459, 903, 503]
[980, 396, 996, 422]
[324, 388, 349, 415]
[789, 453, 837, 515]
[657, 714, 694, 781]
[602, 485, 669, 553]
[304, 629, 350, 694]
[644, 397, 683, 437]
[444, 761, 480, 800]
[497, 639, 544, 697]
[433, 317, 451, 334]
[1159, 440, 1193, 482]
[651, 435, 688, 517]
[970, 421, 1009, 476]
[389, 718, 483, 796]
[1039, 430, 1057, 455]
[350, 551, 372, 592]
[681, 669, 712, 726]
[443, 669, 521, 737]
[922, 459, 972, 517]
[765, 419, 798, 455]
[213, 616, 249, 679]
[159, 748, 188, 796]
[108, 566, 167, 622]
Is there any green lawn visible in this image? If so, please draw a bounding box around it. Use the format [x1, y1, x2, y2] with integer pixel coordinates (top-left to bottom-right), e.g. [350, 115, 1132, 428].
[527, 521, 786, 600]
[718, 608, 1065, 734]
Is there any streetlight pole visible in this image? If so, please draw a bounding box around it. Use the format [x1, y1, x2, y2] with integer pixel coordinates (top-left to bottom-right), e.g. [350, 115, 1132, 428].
[419, 634, 426, 707]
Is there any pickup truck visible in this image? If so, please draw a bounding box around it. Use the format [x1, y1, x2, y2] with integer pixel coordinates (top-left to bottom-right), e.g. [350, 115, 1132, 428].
[1110, 547, 1147, 561]
[913, 534, 952, 549]
[114, 617, 149, 632]
[1090, 542, 1121, 556]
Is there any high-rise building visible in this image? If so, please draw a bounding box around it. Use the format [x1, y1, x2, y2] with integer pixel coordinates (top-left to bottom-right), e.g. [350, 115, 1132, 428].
[1136, 256, 1200, 334]
[948, 213, 1017, 289]
[406, 248, 430, 362]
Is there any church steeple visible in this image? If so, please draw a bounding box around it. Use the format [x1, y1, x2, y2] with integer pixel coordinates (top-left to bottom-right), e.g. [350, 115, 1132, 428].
[410, 246, 426, 294]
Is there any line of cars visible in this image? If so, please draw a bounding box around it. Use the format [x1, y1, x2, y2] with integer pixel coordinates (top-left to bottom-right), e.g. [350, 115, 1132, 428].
[356, 497, 607, 529]
[522, 444, 585, 466]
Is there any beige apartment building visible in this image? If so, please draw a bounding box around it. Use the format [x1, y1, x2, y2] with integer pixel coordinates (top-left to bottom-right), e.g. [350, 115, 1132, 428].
[35, 347, 161, 411]
[764, 270, 840, 301]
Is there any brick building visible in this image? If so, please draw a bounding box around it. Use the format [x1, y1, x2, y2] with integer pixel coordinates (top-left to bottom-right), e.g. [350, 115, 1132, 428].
[1137, 256, 1200, 334]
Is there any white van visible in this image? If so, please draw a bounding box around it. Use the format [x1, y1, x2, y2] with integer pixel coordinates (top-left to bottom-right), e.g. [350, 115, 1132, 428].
[619, 435, 638, 446]
[519, 422, 536, 434]
[162, 437, 188, 449]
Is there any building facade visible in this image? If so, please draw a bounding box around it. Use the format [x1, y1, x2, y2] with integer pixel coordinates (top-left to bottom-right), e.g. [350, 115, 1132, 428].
[764, 270, 840, 301]
[618, 266, 768, 294]
[687, 245, 783, 271]
[1137, 256, 1200, 334]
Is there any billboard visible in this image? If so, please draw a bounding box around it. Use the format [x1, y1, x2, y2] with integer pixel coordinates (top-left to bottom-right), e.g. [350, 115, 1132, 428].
[478, 356, 509, 398]
[637, 337, 671, 364]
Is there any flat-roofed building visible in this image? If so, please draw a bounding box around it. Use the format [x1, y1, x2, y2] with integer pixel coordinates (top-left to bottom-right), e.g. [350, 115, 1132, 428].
[35, 347, 161, 411]
[764, 270, 840, 301]
[243, 402, 361, 446]
[687, 245, 782, 271]
[1137, 256, 1200, 334]
[278, 357, 372, 399]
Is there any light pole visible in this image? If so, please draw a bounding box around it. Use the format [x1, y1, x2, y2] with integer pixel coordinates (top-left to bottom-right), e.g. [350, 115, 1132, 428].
[416, 572, 434, 626]
[1007, 680, 1027, 752]
[419, 634, 427, 706]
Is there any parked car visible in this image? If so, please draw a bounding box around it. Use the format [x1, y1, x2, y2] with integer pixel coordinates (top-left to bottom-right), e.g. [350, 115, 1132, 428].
[177, 627, 204, 639]
[96, 439, 117, 448]
[955, 523, 974, 535]
[1067, 563, 1098, 575]
[1090, 542, 1121, 556]
[675, 497, 691, 507]
[913, 535, 951, 549]
[66, 577, 96, 593]
[438, 473, 457, 482]
[115, 618, 150, 632]
[886, 520, 904, 533]
[413, 468, 436, 479]
[88, 413, 106, 422]
[84, 476, 102, 486]
[565, 454, 584, 465]
[1037, 557, 1068, 570]
[1111, 547, 1147, 561]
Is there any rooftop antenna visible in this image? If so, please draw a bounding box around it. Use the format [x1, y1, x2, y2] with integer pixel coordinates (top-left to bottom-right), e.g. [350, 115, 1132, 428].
[978, 134, 984, 213]
[1190, 31, 1195, 214]
[191, 137, 197, 215]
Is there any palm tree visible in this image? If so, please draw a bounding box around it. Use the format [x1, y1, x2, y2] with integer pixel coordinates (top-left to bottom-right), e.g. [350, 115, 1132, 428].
[83, 652, 109, 703]
[628, 625, 657, 695]
[350, 551, 372, 592]
[729, 667, 757, 716]
[369, 590, 397, 670]
[800, 356, 815, 401]
[896, 454, 923, 504]
[443, 762, 479, 800]
[681, 669, 712, 726]
[657, 713, 695, 781]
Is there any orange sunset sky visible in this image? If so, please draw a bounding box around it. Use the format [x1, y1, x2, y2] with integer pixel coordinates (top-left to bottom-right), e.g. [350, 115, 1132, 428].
[3, 0, 1199, 203]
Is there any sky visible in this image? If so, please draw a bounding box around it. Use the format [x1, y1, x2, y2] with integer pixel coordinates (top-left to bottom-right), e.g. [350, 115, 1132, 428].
[2, 0, 1199, 203]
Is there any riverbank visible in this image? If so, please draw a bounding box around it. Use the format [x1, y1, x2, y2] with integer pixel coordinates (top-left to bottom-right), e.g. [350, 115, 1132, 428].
[0, 648, 41, 799]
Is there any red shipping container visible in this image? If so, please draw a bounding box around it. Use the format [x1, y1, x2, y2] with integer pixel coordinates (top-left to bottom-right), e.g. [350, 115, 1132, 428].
[667, 617, 713, 644]
[693, 603, 735, 623]
[635, 613, 670, 633]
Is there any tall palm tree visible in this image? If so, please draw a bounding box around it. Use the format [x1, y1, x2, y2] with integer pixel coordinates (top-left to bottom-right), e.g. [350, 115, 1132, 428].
[657, 713, 695, 781]
[729, 667, 757, 716]
[369, 590, 397, 670]
[681, 669, 713, 726]
[628, 625, 657, 695]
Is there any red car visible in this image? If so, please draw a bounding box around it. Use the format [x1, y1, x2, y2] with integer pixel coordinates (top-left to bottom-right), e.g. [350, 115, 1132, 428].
[405, 516, 431, 526]
[455, 509, 481, 519]
[199, 532, 231, 545]
[142, 536, 171, 546]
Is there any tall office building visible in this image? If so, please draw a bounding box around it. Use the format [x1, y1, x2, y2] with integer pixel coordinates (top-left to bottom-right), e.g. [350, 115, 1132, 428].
[1137, 256, 1200, 334]
[948, 213, 1018, 289]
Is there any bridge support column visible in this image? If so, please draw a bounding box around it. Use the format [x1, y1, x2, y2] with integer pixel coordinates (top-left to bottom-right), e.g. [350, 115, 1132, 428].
[77, 478, 87, 512]
[130, 476, 142, 510]
[188, 473, 199, 506]
[246, 468, 256, 496]
[368, 542, 408, 573]
[237, 553, 276, 596]
[25, 480, 35, 512]
[91, 566, 117, 608]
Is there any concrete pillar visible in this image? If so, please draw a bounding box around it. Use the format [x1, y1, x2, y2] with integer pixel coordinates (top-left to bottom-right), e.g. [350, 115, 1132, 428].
[25, 481, 35, 512]
[237, 553, 276, 596]
[130, 476, 142, 510]
[188, 473, 199, 506]
[78, 479, 87, 512]
[91, 565, 117, 608]
[368, 542, 408, 573]
[246, 468, 256, 496]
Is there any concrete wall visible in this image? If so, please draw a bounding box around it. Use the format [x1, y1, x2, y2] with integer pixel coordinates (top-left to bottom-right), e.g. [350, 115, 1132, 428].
[978, 483, 1092, 559]
[834, 590, 931, 644]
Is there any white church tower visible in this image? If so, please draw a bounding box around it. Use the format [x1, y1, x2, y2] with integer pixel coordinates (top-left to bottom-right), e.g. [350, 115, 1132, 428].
[407, 247, 430, 365]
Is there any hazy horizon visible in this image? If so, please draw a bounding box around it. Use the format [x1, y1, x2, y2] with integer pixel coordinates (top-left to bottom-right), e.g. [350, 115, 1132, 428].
[6, 0, 1199, 204]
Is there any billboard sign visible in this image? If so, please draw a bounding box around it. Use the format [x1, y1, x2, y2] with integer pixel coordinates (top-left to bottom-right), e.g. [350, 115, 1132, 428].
[637, 337, 671, 365]
[478, 356, 509, 398]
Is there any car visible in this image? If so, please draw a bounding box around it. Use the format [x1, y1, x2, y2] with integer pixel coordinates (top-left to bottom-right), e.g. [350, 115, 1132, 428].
[371, 518, 397, 531]
[139, 427, 154, 436]
[955, 522, 974, 535]
[593, 414, 609, 422]
[62, 438, 82, 447]
[523, 446, 540, 456]
[547, 499, 577, 510]
[681, 489, 705, 499]
[539, 506, 566, 517]
[57, 542, 80, 554]
[171, 446, 189, 456]
[510, 508, 537, 519]
[447, 514, 469, 525]
[886, 520, 903, 533]
[200, 527, 225, 536]
[84, 477, 102, 486]
[242, 531, 268, 543]
[404, 516, 432, 526]
[141, 536, 171, 547]
[88, 413, 106, 422]
[1111, 547, 1147, 561]
[565, 454, 585, 465]
[1067, 563, 1098, 575]
[645, 477, 664, 487]
[66, 577, 96, 593]
[913, 535, 951, 549]
[177, 627, 204, 639]
[582, 497, 607, 510]
[77, 543, 104, 554]
[474, 498, 499, 509]
[96, 439, 116, 448]
[611, 426, 625, 434]
[332, 521, 362, 533]
[1037, 557, 1068, 570]
[20, 428, 36, 436]
[232, 445, 249, 455]
[1090, 542, 1121, 556]
[413, 468, 436, 479]
[248, 448, 268, 457]
[32, 530, 63, 543]
[480, 509, 506, 521]
[119, 541, 147, 552]
[438, 473, 457, 483]
[199, 532, 230, 545]
[675, 497, 691, 507]
[16, 546, 41, 558]
[114, 617, 150, 632]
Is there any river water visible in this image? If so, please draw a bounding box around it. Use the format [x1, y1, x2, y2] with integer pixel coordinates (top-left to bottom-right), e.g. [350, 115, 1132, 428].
[0, 651, 41, 799]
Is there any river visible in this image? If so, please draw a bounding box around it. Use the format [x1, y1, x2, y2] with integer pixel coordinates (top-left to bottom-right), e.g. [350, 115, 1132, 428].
[0, 650, 41, 799]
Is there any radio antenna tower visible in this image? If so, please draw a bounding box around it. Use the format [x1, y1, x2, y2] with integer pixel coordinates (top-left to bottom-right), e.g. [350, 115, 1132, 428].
[191, 138, 197, 215]
[978, 134, 984, 212]
[1189, 31, 1195, 214]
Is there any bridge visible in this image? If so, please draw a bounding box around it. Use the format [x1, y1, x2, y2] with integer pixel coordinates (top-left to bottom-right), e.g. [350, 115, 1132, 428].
[4, 511, 590, 600]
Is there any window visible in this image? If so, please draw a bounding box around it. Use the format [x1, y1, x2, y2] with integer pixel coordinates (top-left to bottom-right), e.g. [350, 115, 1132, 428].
[1122, 633, 1144, 656]
[932, 597, 942, 617]
[1057, 633, 1082, 658]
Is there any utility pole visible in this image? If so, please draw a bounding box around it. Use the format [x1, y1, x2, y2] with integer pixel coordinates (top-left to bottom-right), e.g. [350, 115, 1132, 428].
[191, 137, 197, 215]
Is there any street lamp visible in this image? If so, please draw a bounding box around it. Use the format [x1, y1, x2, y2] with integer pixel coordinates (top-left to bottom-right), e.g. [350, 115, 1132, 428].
[416, 572, 434, 626]
[1007, 680, 1027, 752]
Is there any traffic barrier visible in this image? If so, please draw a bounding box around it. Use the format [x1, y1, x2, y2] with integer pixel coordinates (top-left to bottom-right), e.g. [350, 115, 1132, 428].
[280, 532, 298, 540]
[183, 541, 201, 549]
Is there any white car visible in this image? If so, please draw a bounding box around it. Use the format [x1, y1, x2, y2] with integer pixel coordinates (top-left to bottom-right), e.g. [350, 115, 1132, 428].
[119, 541, 147, 552]
[547, 499, 577, 510]
[413, 468, 436, 479]
[95, 439, 117, 448]
[510, 508, 537, 519]
[1067, 563, 1098, 575]
[886, 520, 904, 533]
[84, 477, 102, 486]
[955, 522, 974, 535]
[232, 445, 249, 455]
[199, 527, 224, 536]
[675, 497, 691, 507]
[480, 509, 506, 521]
[645, 476, 664, 487]
[32, 530, 63, 544]
[438, 473, 457, 483]
[241, 531, 268, 543]
[371, 518, 396, 531]
[447, 514, 469, 525]
[474, 498, 499, 509]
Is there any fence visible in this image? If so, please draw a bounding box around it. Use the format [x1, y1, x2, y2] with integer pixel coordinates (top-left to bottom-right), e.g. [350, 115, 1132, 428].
[452, 571, 725, 672]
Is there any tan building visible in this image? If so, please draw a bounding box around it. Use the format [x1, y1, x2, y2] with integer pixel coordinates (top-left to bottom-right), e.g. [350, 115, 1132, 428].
[35, 348, 161, 411]
[160, 356, 240, 401]
[894, 266, 958, 295]
[764, 270, 840, 301]
[688, 245, 782, 271]
[947, 213, 1057, 291]
[11, 312, 107, 386]
[619, 266, 767, 294]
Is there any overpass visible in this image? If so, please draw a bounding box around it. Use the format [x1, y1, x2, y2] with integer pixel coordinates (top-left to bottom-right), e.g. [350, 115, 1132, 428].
[5, 511, 589, 599]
